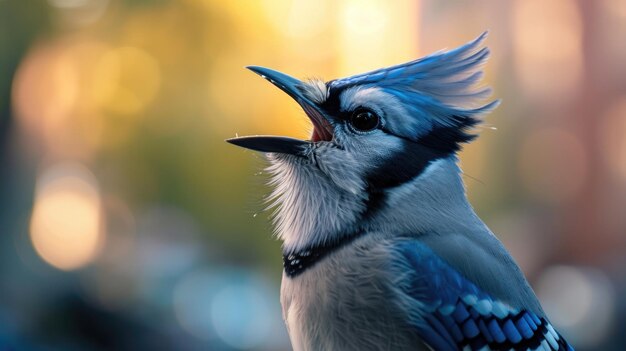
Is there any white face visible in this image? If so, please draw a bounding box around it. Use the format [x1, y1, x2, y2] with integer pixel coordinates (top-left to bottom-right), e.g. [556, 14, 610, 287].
[298, 83, 454, 194]
[266, 83, 462, 252]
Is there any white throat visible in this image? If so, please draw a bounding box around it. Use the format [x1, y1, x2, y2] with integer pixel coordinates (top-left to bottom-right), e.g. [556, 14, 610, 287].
[267, 154, 482, 254]
[266, 152, 368, 254]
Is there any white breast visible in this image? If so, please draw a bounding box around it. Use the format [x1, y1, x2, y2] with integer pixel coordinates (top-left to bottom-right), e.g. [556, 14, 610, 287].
[280, 235, 429, 351]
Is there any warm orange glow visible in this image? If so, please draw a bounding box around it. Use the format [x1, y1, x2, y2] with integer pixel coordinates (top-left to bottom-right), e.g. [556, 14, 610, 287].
[12, 39, 111, 157]
[93, 46, 161, 115]
[12, 42, 79, 146]
[264, 0, 331, 40]
[30, 163, 103, 270]
[513, 0, 583, 102]
[602, 0, 626, 19]
[337, 0, 419, 75]
[599, 97, 626, 181]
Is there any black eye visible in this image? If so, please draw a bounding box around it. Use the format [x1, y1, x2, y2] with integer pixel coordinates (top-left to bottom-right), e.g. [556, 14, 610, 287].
[349, 108, 380, 132]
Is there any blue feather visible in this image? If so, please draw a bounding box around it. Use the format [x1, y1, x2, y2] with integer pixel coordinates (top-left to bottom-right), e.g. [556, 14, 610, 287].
[515, 314, 534, 339]
[329, 32, 499, 143]
[394, 240, 574, 351]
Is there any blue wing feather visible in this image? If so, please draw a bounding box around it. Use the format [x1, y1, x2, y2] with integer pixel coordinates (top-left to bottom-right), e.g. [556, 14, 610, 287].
[394, 240, 574, 351]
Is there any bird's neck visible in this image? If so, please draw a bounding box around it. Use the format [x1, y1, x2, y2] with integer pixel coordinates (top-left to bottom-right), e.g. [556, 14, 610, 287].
[267, 154, 368, 254]
[268, 156, 484, 254]
[366, 157, 486, 236]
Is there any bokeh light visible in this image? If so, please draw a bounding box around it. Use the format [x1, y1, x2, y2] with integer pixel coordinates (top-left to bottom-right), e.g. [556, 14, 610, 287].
[537, 265, 616, 348]
[267, 0, 331, 40]
[48, 0, 110, 27]
[12, 39, 113, 156]
[599, 97, 626, 182]
[93, 46, 161, 116]
[512, 0, 583, 103]
[173, 269, 286, 350]
[173, 271, 219, 340]
[211, 275, 274, 349]
[337, 0, 418, 75]
[29, 162, 103, 270]
[1, 1, 626, 350]
[13, 41, 80, 149]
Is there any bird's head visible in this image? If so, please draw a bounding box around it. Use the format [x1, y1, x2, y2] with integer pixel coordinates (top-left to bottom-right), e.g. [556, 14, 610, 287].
[229, 33, 499, 251]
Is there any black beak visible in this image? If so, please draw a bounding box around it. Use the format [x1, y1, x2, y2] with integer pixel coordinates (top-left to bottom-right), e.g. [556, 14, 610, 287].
[226, 135, 309, 155]
[226, 66, 332, 155]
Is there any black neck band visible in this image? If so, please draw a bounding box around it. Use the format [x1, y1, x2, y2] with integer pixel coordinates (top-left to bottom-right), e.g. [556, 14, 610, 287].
[283, 230, 364, 278]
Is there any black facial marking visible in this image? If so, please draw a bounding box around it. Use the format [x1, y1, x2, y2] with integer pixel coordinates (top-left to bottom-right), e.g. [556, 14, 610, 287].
[418, 116, 479, 154]
[366, 115, 479, 191]
[362, 189, 387, 219]
[321, 80, 368, 120]
[366, 139, 447, 190]
[319, 82, 343, 116]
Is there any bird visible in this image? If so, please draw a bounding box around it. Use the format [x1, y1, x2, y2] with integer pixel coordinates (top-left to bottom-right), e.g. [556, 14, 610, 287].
[227, 33, 574, 351]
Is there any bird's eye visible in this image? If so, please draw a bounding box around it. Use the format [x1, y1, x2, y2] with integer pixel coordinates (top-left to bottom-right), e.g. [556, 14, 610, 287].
[349, 108, 380, 132]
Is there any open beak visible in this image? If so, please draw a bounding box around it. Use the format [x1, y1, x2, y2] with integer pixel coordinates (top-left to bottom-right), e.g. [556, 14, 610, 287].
[226, 66, 333, 155]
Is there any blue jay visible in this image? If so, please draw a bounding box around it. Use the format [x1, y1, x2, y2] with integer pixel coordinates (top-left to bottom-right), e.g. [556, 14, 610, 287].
[228, 33, 573, 351]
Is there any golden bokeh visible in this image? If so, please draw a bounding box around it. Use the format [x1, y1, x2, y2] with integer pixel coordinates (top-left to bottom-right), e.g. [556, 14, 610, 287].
[2, 1, 626, 349]
[337, 0, 419, 75]
[93, 46, 161, 116]
[12, 41, 79, 150]
[30, 163, 103, 270]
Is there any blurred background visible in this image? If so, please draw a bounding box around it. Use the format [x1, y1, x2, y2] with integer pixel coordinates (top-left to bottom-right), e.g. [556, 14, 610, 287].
[1, 0, 625, 350]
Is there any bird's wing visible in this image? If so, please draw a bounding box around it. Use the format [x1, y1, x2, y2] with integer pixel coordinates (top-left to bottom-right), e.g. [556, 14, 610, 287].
[391, 240, 574, 351]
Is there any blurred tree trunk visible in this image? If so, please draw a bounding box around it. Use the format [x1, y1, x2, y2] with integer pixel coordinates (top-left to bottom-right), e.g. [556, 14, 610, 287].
[558, 0, 624, 264]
